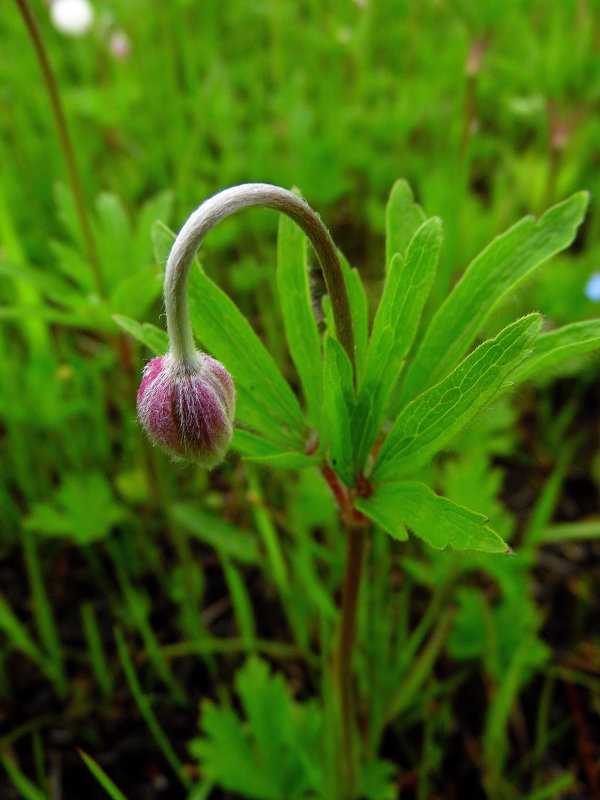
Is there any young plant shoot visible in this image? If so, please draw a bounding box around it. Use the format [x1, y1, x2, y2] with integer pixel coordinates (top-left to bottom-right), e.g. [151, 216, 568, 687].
[134, 180, 589, 800]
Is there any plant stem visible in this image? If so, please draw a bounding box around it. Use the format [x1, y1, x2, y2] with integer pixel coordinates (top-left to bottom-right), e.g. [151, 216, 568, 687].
[163, 183, 356, 376]
[333, 525, 368, 800]
[14, 0, 105, 297]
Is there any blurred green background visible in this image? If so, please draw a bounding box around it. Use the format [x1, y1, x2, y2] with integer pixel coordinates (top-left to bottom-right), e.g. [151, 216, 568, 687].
[1, 1, 599, 798]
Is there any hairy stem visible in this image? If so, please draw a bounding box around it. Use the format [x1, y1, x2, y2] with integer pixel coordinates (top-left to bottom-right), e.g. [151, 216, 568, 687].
[14, 0, 105, 297]
[163, 183, 356, 375]
[333, 526, 368, 799]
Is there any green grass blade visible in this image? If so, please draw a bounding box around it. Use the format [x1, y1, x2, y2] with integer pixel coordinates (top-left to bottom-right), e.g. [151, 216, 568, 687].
[276, 209, 323, 426]
[81, 602, 112, 696]
[400, 192, 588, 403]
[78, 750, 129, 800]
[115, 628, 193, 791]
[0, 753, 46, 800]
[356, 481, 507, 553]
[512, 319, 600, 383]
[372, 314, 542, 481]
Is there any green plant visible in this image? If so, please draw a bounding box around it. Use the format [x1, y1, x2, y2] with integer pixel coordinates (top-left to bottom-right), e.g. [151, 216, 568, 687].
[114, 179, 596, 800]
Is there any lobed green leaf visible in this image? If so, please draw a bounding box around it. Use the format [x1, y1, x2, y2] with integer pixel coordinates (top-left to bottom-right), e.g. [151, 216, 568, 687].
[355, 481, 507, 553]
[512, 319, 600, 383]
[372, 314, 542, 482]
[400, 192, 589, 403]
[353, 217, 442, 469]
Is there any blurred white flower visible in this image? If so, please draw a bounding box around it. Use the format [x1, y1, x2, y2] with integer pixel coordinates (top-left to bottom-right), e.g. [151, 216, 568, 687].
[50, 0, 94, 37]
[109, 30, 131, 60]
[584, 272, 600, 302]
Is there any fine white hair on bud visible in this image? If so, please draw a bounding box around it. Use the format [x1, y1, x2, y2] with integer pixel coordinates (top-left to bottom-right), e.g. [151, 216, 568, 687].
[50, 0, 94, 36]
[137, 353, 235, 469]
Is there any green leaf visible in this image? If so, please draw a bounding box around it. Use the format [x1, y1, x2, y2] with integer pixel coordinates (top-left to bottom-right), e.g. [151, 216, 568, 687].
[372, 314, 542, 482]
[151, 220, 175, 265]
[232, 430, 317, 469]
[191, 657, 324, 800]
[188, 265, 306, 449]
[400, 192, 589, 402]
[79, 751, 129, 800]
[339, 251, 369, 385]
[170, 504, 260, 564]
[323, 335, 356, 486]
[112, 314, 169, 354]
[276, 210, 323, 425]
[512, 320, 600, 383]
[355, 481, 507, 553]
[385, 179, 427, 268]
[353, 218, 442, 468]
[24, 473, 125, 545]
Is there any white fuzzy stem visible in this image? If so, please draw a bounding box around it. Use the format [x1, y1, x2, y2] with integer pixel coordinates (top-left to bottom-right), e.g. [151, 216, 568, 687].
[164, 183, 355, 375]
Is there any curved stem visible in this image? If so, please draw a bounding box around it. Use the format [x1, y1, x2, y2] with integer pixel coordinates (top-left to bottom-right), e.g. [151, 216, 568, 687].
[14, 0, 105, 298]
[164, 183, 356, 377]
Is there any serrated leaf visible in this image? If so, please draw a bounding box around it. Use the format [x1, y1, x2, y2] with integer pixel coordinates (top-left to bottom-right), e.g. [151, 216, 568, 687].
[276, 211, 323, 425]
[192, 657, 324, 800]
[232, 429, 317, 469]
[323, 335, 356, 486]
[353, 218, 442, 468]
[372, 314, 542, 482]
[188, 265, 307, 449]
[400, 192, 589, 402]
[512, 319, 600, 383]
[355, 481, 507, 553]
[113, 314, 169, 354]
[386, 179, 427, 268]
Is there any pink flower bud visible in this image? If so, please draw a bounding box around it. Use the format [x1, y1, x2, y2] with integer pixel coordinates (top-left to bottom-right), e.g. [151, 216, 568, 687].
[137, 353, 235, 468]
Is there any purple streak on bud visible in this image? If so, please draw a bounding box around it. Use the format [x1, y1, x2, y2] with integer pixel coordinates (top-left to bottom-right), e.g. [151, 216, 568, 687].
[137, 352, 235, 468]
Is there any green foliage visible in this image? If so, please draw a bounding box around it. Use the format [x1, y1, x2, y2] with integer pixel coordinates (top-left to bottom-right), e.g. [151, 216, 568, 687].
[191, 657, 396, 800]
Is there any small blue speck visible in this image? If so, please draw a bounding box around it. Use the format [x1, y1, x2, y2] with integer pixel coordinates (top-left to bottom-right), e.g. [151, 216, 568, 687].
[584, 272, 600, 302]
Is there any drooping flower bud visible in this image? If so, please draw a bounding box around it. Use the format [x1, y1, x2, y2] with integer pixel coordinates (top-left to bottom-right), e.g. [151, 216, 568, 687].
[137, 352, 235, 468]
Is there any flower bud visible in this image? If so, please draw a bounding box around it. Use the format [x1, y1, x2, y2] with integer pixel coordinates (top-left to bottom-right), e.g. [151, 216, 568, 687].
[137, 353, 235, 468]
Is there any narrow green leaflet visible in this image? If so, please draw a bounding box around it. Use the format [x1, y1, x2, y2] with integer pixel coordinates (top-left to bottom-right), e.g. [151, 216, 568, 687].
[170, 504, 260, 564]
[276, 211, 323, 426]
[188, 265, 306, 449]
[400, 192, 589, 403]
[113, 314, 169, 354]
[339, 251, 369, 385]
[353, 218, 442, 469]
[323, 335, 356, 486]
[355, 481, 507, 553]
[232, 429, 317, 469]
[512, 320, 600, 384]
[385, 179, 427, 269]
[372, 314, 542, 482]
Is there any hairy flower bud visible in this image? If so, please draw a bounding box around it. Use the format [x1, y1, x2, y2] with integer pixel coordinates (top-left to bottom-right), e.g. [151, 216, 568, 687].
[137, 353, 235, 468]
